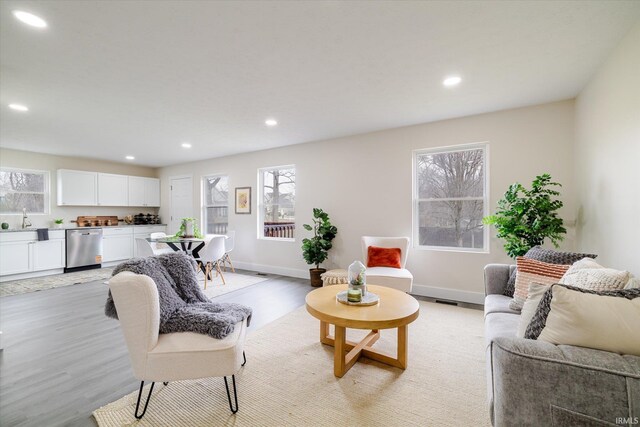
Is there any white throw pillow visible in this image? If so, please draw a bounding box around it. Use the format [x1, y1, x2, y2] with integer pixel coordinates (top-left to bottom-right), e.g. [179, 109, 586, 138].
[559, 258, 630, 291]
[538, 286, 640, 356]
[516, 282, 549, 338]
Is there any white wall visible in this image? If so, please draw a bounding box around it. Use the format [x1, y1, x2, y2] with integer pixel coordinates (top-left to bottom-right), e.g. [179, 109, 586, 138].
[159, 100, 576, 303]
[575, 22, 640, 275]
[0, 148, 158, 229]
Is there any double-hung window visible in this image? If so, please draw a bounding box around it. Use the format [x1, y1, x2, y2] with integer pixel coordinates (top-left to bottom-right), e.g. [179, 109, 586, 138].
[413, 143, 488, 252]
[202, 175, 229, 234]
[0, 167, 50, 215]
[258, 165, 295, 240]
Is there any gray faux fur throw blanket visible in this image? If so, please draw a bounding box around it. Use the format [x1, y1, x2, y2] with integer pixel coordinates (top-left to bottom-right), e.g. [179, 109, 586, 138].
[105, 252, 252, 339]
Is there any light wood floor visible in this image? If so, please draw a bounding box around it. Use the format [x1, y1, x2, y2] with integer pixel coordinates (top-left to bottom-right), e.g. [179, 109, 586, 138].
[0, 269, 311, 427]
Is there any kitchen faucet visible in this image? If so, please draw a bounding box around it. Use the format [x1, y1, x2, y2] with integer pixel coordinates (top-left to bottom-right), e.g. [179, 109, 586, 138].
[22, 208, 32, 229]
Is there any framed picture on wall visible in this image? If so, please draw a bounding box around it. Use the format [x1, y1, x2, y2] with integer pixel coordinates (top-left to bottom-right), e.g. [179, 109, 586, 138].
[235, 187, 251, 214]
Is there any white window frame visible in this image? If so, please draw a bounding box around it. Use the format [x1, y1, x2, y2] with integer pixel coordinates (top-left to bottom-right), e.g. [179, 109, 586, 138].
[412, 142, 489, 253]
[257, 164, 296, 242]
[0, 167, 51, 215]
[201, 173, 229, 235]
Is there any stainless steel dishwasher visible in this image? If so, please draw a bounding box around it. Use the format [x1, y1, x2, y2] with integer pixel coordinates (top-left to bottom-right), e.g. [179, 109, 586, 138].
[65, 228, 103, 272]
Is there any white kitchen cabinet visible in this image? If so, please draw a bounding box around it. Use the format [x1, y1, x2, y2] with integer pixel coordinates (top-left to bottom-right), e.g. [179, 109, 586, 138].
[32, 239, 65, 271]
[0, 241, 31, 275]
[102, 228, 133, 262]
[98, 173, 129, 206]
[57, 169, 98, 206]
[0, 231, 65, 277]
[128, 177, 160, 207]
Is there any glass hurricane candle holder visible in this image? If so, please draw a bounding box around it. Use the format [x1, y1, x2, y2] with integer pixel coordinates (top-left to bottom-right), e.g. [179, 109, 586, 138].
[348, 260, 367, 297]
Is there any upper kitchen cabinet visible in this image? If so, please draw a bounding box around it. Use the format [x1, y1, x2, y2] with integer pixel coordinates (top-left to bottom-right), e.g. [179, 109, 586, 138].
[98, 173, 129, 206]
[128, 177, 160, 207]
[57, 169, 98, 206]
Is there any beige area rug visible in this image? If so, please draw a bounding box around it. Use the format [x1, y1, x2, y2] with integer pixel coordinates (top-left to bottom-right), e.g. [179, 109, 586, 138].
[93, 301, 489, 427]
[198, 272, 268, 298]
[0, 268, 114, 297]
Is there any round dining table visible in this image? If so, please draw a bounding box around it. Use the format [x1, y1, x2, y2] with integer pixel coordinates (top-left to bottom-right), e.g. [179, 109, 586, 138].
[149, 235, 226, 277]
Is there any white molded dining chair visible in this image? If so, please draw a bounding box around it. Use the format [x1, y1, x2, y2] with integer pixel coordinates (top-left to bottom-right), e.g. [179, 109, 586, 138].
[136, 238, 156, 257]
[221, 230, 235, 273]
[198, 236, 227, 289]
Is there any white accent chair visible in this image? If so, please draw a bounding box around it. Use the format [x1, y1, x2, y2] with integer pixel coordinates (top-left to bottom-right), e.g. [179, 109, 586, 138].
[109, 271, 248, 418]
[198, 235, 227, 288]
[135, 237, 173, 257]
[361, 236, 413, 293]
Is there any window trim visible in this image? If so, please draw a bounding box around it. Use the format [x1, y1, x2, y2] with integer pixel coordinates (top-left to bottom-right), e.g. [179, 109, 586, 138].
[257, 164, 296, 242]
[0, 167, 51, 215]
[412, 142, 490, 253]
[201, 173, 229, 235]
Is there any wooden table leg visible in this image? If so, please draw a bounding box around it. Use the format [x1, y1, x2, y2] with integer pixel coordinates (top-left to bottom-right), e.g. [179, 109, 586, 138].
[320, 321, 331, 345]
[397, 324, 408, 369]
[334, 325, 346, 377]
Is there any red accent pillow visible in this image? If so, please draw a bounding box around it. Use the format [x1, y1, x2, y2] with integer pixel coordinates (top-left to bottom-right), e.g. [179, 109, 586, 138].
[367, 246, 402, 269]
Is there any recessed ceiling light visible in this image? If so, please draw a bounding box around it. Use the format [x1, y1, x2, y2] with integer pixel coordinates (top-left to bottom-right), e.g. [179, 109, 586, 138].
[265, 119, 278, 127]
[443, 76, 462, 87]
[13, 10, 48, 28]
[8, 104, 29, 112]
[181, 142, 192, 148]
[125, 155, 135, 160]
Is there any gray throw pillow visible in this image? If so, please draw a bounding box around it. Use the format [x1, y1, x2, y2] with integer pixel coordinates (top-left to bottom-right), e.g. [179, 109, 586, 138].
[502, 246, 597, 297]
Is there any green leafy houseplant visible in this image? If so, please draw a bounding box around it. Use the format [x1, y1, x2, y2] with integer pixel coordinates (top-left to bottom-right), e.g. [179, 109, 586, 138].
[54, 219, 64, 224]
[483, 174, 567, 258]
[302, 208, 338, 287]
[174, 217, 203, 239]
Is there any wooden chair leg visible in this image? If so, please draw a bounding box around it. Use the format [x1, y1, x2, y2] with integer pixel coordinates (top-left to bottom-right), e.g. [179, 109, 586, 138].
[226, 254, 235, 273]
[204, 263, 210, 289]
[216, 262, 226, 285]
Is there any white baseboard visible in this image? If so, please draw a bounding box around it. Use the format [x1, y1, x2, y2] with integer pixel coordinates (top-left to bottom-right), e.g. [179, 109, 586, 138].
[0, 268, 65, 283]
[233, 261, 309, 280]
[411, 283, 484, 305]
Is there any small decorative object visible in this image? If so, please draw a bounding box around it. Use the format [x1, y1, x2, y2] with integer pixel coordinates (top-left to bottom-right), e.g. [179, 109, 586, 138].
[347, 288, 362, 302]
[348, 260, 367, 297]
[235, 187, 251, 214]
[124, 215, 133, 224]
[1, 222, 9, 230]
[54, 218, 64, 228]
[336, 290, 380, 306]
[175, 217, 203, 239]
[302, 208, 339, 287]
[483, 173, 566, 258]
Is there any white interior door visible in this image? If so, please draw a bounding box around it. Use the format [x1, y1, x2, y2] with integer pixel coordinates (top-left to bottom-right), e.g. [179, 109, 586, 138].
[170, 176, 193, 234]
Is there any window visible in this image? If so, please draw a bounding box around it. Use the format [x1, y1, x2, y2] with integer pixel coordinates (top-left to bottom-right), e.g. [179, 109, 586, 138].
[0, 168, 50, 215]
[202, 175, 229, 234]
[413, 143, 488, 252]
[258, 165, 295, 240]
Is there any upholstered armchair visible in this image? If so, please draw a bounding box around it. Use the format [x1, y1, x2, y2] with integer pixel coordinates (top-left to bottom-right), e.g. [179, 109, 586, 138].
[109, 271, 247, 418]
[361, 236, 413, 293]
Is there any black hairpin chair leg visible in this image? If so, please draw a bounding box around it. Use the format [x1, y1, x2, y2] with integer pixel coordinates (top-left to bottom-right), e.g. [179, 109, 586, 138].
[134, 381, 155, 419]
[224, 375, 239, 414]
[242, 351, 247, 367]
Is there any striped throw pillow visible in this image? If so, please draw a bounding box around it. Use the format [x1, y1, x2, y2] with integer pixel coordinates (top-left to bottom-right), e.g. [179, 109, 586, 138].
[509, 257, 569, 311]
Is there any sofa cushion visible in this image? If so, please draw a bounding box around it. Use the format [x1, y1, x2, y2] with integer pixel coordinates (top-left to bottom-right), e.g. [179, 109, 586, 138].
[365, 267, 413, 292]
[484, 294, 521, 317]
[511, 257, 569, 311]
[484, 312, 520, 347]
[559, 258, 631, 291]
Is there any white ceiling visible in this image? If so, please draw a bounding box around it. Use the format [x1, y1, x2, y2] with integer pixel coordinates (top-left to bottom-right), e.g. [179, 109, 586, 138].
[1, 1, 639, 167]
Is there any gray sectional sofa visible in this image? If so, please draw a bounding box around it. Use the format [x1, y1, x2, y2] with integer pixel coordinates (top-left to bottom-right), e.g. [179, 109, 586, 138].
[484, 264, 640, 426]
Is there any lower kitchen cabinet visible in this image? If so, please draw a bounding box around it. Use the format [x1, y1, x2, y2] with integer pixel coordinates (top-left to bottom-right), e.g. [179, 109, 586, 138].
[102, 234, 134, 262]
[0, 241, 31, 276]
[0, 231, 65, 276]
[32, 240, 65, 271]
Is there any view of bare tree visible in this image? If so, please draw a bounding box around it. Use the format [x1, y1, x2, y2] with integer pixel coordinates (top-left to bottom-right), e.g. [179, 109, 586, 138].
[416, 149, 485, 248]
[263, 168, 295, 223]
[0, 170, 46, 214]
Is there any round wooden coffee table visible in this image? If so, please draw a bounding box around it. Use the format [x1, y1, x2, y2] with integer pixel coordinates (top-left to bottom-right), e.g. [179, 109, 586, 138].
[305, 284, 420, 378]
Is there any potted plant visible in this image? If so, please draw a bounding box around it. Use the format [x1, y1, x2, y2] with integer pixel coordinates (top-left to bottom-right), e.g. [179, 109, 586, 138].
[302, 208, 338, 287]
[483, 173, 567, 258]
[54, 218, 64, 229]
[175, 217, 203, 238]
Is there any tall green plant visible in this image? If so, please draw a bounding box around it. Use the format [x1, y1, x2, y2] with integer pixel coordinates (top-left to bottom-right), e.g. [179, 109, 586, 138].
[302, 208, 338, 269]
[483, 174, 566, 258]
